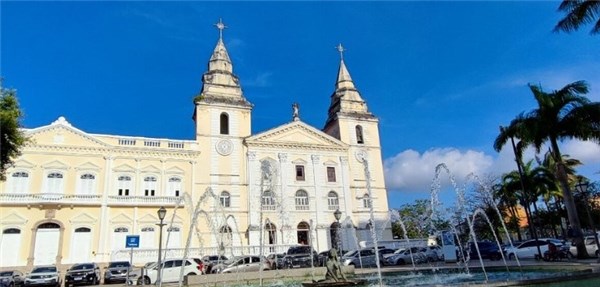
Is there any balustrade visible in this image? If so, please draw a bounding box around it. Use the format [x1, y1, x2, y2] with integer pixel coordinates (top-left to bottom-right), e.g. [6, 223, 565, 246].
[0, 193, 102, 205]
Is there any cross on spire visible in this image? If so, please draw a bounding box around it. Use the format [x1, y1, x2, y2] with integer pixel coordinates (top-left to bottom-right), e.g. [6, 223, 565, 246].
[336, 43, 345, 60]
[214, 18, 227, 40]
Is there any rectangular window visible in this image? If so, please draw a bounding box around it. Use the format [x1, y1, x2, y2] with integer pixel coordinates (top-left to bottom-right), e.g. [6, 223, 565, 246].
[145, 189, 155, 196]
[327, 167, 336, 182]
[296, 165, 305, 181]
[175, 190, 180, 197]
[118, 189, 129, 196]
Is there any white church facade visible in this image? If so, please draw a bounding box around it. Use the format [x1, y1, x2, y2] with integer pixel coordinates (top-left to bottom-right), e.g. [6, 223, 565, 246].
[0, 21, 392, 268]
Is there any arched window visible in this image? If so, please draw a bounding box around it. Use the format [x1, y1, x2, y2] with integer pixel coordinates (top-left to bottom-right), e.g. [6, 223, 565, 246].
[220, 191, 231, 207]
[114, 227, 128, 233]
[144, 176, 157, 196]
[295, 190, 309, 210]
[75, 227, 91, 232]
[10, 171, 29, 193]
[117, 176, 132, 196]
[79, 173, 96, 195]
[327, 191, 339, 210]
[355, 125, 364, 144]
[140, 226, 155, 249]
[3, 228, 21, 234]
[46, 172, 64, 193]
[297, 222, 310, 245]
[38, 222, 60, 229]
[167, 177, 182, 197]
[219, 225, 233, 248]
[265, 222, 276, 246]
[220, 113, 229, 135]
[262, 191, 275, 210]
[362, 194, 372, 209]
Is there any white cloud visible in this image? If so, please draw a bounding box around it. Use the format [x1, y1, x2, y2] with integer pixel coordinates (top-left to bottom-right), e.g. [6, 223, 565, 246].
[384, 140, 600, 193]
[562, 139, 600, 165]
[383, 148, 493, 192]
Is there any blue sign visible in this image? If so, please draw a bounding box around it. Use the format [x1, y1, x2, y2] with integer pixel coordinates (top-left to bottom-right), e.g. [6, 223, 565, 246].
[125, 235, 140, 248]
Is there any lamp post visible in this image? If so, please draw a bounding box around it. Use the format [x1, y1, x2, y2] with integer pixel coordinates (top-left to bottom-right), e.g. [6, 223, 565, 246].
[575, 180, 600, 262]
[334, 209, 342, 254]
[156, 207, 167, 285]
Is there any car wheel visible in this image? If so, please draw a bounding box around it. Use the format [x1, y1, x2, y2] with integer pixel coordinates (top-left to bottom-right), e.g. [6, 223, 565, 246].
[396, 259, 405, 265]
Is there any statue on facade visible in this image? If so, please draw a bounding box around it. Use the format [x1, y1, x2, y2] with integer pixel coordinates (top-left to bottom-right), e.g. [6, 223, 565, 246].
[292, 102, 300, 121]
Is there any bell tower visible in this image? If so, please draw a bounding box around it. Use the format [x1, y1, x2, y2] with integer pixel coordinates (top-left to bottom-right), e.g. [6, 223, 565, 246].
[323, 44, 389, 212]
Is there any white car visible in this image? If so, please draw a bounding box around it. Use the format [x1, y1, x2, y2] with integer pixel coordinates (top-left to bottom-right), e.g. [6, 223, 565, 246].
[385, 247, 427, 265]
[24, 266, 61, 287]
[505, 238, 564, 260]
[570, 236, 599, 258]
[138, 258, 202, 284]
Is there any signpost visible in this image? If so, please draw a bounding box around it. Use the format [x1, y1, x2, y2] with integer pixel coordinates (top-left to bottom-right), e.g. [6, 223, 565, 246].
[125, 235, 140, 285]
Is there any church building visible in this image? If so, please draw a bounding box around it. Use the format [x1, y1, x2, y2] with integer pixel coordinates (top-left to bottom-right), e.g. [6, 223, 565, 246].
[0, 20, 391, 268]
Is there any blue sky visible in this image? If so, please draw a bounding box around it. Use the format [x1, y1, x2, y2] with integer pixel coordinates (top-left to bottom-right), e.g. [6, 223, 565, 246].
[2, 1, 599, 209]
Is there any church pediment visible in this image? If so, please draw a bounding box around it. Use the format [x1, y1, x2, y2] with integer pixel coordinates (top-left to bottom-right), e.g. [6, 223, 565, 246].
[113, 163, 136, 172]
[26, 117, 109, 148]
[75, 162, 102, 171]
[141, 164, 161, 174]
[245, 121, 348, 151]
[137, 213, 158, 224]
[12, 159, 36, 169]
[165, 166, 185, 175]
[41, 160, 69, 170]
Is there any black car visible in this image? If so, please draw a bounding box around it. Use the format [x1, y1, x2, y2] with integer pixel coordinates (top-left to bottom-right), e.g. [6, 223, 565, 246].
[466, 241, 502, 260]
[64, 263, 100, 286]
[283, 246, 318, 268]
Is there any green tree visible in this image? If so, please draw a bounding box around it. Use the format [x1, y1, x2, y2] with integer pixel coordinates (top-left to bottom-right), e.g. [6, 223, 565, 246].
[554, 0, 600, 35]
[0, 82, 28, 181]
[494, 80, 600, 258]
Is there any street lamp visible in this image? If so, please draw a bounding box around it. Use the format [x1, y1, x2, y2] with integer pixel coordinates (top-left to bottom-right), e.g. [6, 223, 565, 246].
[334, 209, 342, 254]
[575, 180, 600, 262]
[156, 207, 167, 285]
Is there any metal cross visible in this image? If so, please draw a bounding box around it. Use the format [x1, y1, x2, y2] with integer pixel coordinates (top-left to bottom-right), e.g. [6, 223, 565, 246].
[214, 18, 227, 40]
[336, 43, 345, 60]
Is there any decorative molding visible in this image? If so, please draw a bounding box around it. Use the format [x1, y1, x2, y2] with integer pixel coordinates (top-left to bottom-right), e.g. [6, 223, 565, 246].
[41, 160, 69, 170]
[278, 153, 288, 163]
[0, 212, 28, 225]
[247, 151, 257, 161]
[69, 213, 97, 224]
[75, 162, 102, 171]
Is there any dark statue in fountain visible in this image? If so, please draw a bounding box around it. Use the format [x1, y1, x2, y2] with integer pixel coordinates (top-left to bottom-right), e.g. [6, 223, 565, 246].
[303, 249, 364, 287]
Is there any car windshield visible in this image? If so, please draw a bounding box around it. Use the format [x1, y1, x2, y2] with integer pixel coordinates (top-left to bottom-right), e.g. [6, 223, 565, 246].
[223, 256, 243, 265]
[108, 262, 130, 268]
[393, 248, 406, 254]
[0, 272, 13, 277]
[32, 267, 57, 273]
[343, 250, 357, 257]
[287, 247, 311, 254]
[71, 264, 94, 270]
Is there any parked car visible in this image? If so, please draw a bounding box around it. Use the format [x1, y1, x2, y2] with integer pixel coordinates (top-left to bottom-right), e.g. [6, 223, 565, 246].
[103, 261, 134, 284]
[211, 255, 270, 274]
[385, 247, 426, 265]
[283, 246, 318, 268]
[198, 255, 227, 274]
[24, 266, 61, 287]
[570, 236, 599, 258]
[266, 253, 286, 269]
[504, 238, 565, 260]
[64, 263, 100, 286]
[341, 248, 383, 268]
[376, 248, 396, 258]
[138, 258, 203, 284]
[466, 241, 502, 261]
[0, 270, 24, 287]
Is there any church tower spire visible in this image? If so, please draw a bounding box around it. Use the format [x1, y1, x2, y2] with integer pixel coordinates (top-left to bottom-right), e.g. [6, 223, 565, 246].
[324, 44, 374, 132]
[195, 18, 251, 107]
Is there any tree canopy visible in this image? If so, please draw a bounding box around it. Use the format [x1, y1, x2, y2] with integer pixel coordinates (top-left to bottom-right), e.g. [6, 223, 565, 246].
[0, 82, 28, 181]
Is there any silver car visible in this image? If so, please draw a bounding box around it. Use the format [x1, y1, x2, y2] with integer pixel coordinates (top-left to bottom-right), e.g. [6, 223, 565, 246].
[0, 270, 24, 287]
[211, 256, 270, 274]
[341, 249, 382, 268]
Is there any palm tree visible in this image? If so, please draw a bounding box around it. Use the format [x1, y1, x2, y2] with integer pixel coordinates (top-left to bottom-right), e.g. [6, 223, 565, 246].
[494, 80, 600, 258]
[554, 0, 600, 34]
[493, 181, 523, 241]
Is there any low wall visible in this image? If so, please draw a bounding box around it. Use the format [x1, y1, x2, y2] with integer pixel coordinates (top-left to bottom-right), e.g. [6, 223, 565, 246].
[187, 266, 355, 286]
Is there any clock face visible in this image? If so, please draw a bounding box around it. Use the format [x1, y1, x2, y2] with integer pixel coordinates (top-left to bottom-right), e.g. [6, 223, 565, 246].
[216, 139, 233, 156]
[355, 150, 367, 162]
